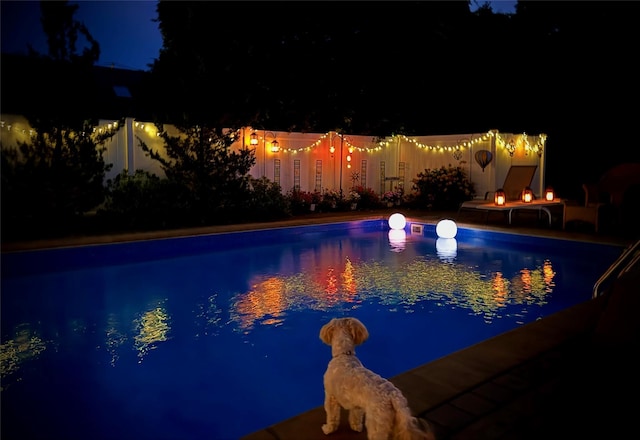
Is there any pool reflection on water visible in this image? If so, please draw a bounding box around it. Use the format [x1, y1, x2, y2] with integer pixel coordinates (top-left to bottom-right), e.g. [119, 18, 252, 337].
[0, 220, 623, 440]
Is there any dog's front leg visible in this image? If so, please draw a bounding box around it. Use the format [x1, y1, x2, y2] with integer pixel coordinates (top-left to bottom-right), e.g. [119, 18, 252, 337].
[321, 394, 340, 435]
[348, 407, 364, 432]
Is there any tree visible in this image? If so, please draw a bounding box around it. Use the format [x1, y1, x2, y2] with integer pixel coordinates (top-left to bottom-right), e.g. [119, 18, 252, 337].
[149, 1, 478, 136]
[1, 1, 115, 240]
[39, 0, 100, 65]
[138, 125, 257, 225]
[1, 124, 116, 240]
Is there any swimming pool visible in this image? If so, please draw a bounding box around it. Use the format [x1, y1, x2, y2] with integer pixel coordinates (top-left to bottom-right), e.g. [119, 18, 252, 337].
[0, 220, 624, 440]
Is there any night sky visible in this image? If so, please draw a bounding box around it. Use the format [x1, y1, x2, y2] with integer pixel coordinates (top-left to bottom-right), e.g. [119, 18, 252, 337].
[1, 0, 162, 71]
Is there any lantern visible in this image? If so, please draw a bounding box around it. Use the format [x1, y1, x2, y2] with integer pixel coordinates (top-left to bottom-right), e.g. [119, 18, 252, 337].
[250, 132, 259, 146]
[270, 139, 280, 153]
[495, 188, 506, 206]
[521, 187, 534, 203]
[545, 186, 555, 201]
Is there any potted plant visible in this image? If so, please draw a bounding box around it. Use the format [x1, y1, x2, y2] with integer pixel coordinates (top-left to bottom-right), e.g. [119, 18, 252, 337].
[323, 189, 341, 210]
[348, 190, 361, 210]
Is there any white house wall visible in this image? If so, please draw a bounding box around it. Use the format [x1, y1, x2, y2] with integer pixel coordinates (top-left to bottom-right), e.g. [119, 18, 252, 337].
[1, 113, 547, 199]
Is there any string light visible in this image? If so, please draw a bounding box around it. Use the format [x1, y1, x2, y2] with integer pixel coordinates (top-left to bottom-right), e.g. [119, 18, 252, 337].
[1, 117, 547, 159]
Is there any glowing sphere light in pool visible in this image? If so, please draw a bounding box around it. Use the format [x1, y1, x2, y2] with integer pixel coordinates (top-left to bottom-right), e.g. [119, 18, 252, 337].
[388, 213, 406, 230]
[436, 219, 457, 239]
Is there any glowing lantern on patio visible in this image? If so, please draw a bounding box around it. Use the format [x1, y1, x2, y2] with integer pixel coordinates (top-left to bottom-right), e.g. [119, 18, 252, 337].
[495, 189, 506, 206]
[545, 186, 555, 201]
[521, 187, 534, 203]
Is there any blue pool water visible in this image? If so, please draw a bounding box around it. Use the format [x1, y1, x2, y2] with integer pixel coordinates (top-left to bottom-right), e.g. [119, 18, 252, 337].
[0, 220, 624, 440]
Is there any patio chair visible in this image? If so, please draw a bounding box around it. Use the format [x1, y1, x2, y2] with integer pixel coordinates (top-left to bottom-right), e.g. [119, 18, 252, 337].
[459, 164, 538, 210]
[564, 162, 640, 233]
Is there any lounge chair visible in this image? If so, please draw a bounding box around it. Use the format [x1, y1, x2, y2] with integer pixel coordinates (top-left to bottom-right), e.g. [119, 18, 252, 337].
[458, 164, 538, 212]
[564, 163, 640, 233]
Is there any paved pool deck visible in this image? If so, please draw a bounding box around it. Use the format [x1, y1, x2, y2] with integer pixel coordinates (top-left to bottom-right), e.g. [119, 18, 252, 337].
[3, 209, 639, 439]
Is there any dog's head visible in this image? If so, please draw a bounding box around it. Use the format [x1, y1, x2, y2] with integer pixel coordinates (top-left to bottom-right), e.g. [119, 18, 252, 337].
[319, 317, 369, 348]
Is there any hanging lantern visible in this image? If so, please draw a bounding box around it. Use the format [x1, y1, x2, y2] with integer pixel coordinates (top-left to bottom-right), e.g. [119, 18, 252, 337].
[250, 132, 259, 146]
[474, 150, 493, 172]
[545, 186, 555, 201]
[270, 139, 279, 153]
[495, 189, 506, 206]
[521, 187, 534, 203]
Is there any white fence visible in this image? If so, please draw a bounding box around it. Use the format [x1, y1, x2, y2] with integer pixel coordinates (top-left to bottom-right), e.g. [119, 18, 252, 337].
[0, 114, 548, 198]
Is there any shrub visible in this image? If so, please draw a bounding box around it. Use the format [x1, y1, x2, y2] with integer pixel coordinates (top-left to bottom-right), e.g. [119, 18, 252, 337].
[352, 185, 380, 209]
[243, 177, 290, 221]
[286, 188, 318, 215]
[99, 169, 191, 230]
[412, 165, 476, 210]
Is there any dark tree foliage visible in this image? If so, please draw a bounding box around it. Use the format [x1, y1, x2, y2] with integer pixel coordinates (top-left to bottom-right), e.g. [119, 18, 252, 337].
[0, 1, 115, 240]
[39, 0, 100, 64]
[1, 125, 115, 240]
[99, 169, 192, 231]
[149, 1, 478, 135]
[138, 126, 257, 224]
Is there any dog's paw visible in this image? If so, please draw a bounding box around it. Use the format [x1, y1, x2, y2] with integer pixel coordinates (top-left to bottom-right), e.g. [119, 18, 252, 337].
[322, 423, 337, 435]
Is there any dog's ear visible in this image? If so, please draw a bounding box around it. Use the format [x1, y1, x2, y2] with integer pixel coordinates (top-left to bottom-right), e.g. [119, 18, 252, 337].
[319, 319, 335, 345]
[346, 318, 369, 345]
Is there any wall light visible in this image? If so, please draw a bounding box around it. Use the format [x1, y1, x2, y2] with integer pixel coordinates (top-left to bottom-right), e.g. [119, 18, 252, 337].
[250, 131, 259, 146]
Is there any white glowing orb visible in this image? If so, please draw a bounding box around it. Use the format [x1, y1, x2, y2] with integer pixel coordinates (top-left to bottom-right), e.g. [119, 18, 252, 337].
[388, 213, 406, 230]
[436, 219, 457, 239]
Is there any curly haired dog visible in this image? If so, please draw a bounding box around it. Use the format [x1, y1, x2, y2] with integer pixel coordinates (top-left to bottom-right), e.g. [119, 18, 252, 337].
[319, 317, 434, 440]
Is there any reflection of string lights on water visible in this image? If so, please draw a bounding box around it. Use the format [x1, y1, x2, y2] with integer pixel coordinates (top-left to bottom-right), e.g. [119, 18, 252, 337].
[342, 257, 357, 294]
[104, 313, 128, 367]
[492, 272, 510, 306]
[0, 323, 47, 390]
[134, 303, 171, 363]
[232, 277, 289, 331]
[194, 293, 224, 338]
[436, 237, 457, 262]
[229, 256, 557, 329]
[388, 229, 406, 252]
[326, 268, 338, 295]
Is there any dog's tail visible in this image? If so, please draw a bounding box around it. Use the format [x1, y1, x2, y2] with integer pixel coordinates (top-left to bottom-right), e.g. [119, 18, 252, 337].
[391, 391, 436, 440]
